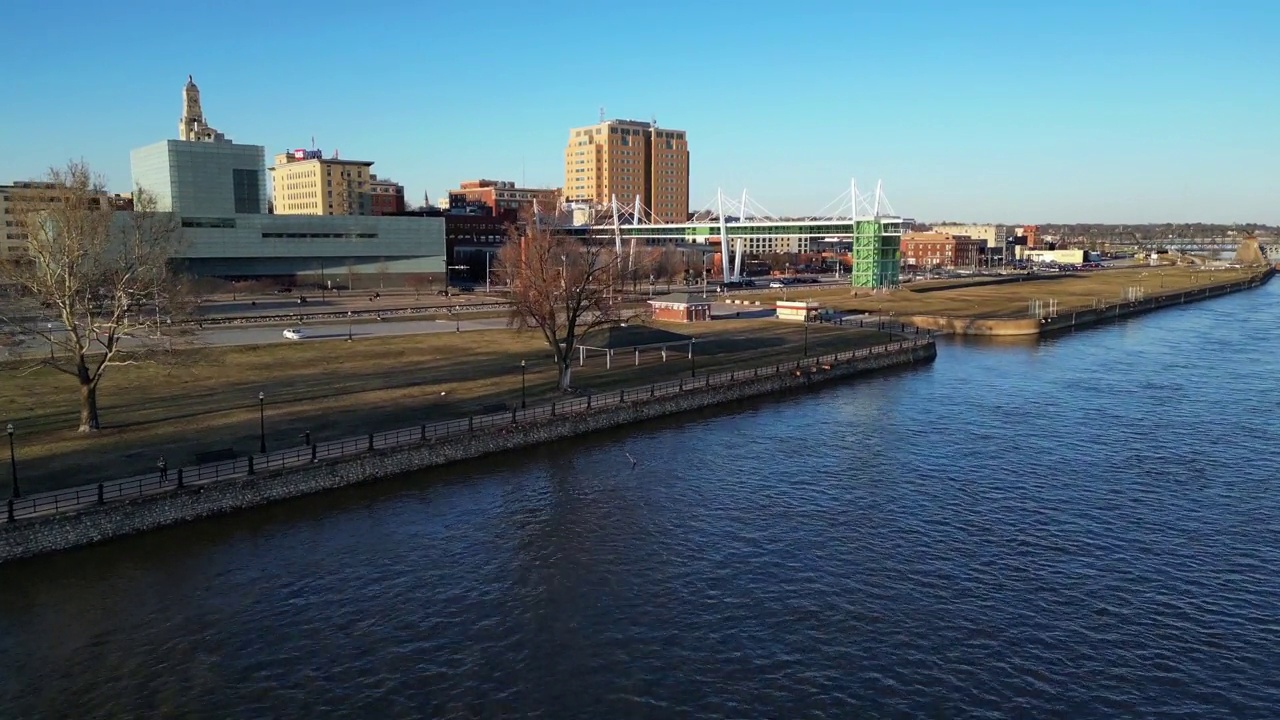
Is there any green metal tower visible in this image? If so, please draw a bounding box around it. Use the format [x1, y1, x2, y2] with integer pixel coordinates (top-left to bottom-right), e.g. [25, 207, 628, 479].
[850, 218, 902, 288]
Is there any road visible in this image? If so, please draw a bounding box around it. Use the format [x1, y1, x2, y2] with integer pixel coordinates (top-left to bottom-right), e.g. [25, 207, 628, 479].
[1, 299, 894, 358]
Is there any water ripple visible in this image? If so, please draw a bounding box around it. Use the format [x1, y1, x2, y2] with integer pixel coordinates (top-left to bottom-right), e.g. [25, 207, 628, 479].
[1, 283, 1279, 718]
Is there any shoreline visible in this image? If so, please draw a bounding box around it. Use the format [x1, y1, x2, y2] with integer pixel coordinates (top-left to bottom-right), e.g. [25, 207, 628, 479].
[904, 266, 1274, 336]
[0, 338, 935, 564]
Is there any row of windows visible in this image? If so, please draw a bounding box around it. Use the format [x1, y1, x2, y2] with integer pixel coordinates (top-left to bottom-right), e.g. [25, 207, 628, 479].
[261, 232, 379, 239]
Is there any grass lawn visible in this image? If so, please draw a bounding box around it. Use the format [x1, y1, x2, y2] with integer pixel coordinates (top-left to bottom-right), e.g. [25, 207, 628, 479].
[0, 319, 892, 494]
[752, 266, 1262, 318]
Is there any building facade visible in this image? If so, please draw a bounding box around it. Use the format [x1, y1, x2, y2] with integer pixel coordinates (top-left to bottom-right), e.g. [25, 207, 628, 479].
[369, 175, 406, 215]
[447, 180, 558, 218]
[901, 231, 983, 268]
[269, 150, 374, 216]
[930, 224, 1007, 249]
[564, 119, 689, 223]
[648, 293, 711, 323]
[131, 140, 267, 216]
[165, 213, 444, 279]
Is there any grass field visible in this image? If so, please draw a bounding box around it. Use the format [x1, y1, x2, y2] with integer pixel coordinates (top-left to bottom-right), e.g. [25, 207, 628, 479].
[754, 265, 1261, 318]
[0, 319, 892, 494]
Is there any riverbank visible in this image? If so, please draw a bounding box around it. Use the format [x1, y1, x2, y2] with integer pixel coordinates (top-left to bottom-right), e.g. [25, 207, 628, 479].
[0, 320, 893, 494]
[0, 337, 935, 564]
[905, 266, 1274, 336]
[752, 265, 1264, 320]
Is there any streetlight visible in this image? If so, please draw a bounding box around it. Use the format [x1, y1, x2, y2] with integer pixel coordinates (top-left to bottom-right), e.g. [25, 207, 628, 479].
[347, 311, 353, 342]
[258, 392, 266, 454]
[47, 323, 54, 361]
[6, 423, 18, 499]
[803, 319, 809, 357]
[690, 338, 697, 378]
[520, 360, 527, 409]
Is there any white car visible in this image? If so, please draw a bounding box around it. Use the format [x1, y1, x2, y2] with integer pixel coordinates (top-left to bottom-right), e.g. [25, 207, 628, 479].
[769, 280, 786, 288]
[282, 328, 307, 340]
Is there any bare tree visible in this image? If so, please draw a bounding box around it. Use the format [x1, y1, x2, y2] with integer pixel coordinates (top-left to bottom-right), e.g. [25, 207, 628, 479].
[405, 273, 431, 300]
[495, 226, 628, 391]
[1, 161, 184, 431]
[376, 259, 389, 290]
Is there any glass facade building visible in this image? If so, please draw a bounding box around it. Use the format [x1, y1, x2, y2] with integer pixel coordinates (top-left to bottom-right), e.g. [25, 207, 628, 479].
[130, 140, 267, 215]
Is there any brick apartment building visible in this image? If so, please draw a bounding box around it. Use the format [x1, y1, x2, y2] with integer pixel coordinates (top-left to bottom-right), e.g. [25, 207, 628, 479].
[447, 180, 559, 219]
[901, 231, 984, 269]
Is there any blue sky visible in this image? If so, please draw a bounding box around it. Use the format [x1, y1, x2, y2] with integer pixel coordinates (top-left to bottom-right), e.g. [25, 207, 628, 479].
[2, 0, 1276, 223]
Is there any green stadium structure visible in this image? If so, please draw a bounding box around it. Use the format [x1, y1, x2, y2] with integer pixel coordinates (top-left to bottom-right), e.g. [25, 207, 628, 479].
[564, 182, 904, 289]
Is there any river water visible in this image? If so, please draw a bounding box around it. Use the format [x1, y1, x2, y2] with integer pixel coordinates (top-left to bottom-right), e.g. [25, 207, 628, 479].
[1, 281, 1278, 719]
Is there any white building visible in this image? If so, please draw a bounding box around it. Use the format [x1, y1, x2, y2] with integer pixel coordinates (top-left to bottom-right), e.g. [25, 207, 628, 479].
[931, 224, 1007, 249]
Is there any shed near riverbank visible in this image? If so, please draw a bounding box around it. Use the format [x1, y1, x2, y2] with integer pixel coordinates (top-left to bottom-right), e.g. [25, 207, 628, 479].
[648, 292, 712, 323]
[574, 325, 694, 369]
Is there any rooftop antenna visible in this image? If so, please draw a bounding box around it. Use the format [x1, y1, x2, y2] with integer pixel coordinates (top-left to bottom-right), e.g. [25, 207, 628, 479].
[599, 106, 605, 123]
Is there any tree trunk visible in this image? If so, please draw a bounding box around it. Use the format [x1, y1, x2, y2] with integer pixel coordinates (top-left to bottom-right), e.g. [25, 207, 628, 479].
[557, 355, 572, 391]
[78, 377, 100, 432]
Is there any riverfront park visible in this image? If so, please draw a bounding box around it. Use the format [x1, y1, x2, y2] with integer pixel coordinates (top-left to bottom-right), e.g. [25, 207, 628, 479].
[0, 263, 1269, 496]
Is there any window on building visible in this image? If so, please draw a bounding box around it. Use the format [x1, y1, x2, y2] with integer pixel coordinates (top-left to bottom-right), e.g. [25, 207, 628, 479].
[232, 169, 261, 214]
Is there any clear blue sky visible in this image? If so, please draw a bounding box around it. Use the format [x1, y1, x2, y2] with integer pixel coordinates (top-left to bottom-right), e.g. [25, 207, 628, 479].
[2, 0, 1277, 223]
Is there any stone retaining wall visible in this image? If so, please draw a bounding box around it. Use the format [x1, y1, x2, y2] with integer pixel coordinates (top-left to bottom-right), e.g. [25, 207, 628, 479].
[0, 342, 935, 564]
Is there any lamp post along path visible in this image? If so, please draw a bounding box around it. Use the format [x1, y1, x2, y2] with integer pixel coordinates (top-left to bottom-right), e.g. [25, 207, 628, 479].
[258, 392, 267, 454]
[6, 423, 18, 499]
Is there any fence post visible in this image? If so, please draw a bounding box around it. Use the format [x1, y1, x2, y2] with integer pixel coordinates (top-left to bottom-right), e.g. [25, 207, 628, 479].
[551, 402, 556, 416]
[650, 384, 655, 398]
[247, 456, 255, 476]
[620, 389, 625, 403]
[6, 498, 13, 522]
[705, 375, 710, 387]
[420, 424, 427, 441]
[469, 417, 474, 432]
[679, 379, 683, 391]
[367, 433, 375, 451]
[511, 408, 517, 424]
[97, 483, 105, 504]
[176, 468, 184, 488]
[311, 444, 318, 462]
[587, 394, 592, 409]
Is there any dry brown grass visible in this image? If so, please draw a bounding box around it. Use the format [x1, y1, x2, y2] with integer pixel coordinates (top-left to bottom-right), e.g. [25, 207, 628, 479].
[0, 320, 891, 494]
[753, 266, 1260, 318]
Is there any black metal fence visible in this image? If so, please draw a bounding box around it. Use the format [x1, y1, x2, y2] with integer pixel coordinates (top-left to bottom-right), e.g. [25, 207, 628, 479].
[5, 336, 931, 523]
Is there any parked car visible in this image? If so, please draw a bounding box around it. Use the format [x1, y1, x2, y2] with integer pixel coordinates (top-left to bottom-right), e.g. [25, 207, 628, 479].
[769, 280, 786, 288]
[282, 328, 308, 340]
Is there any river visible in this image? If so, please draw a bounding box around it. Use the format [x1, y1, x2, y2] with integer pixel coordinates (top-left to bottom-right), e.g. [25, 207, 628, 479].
[1, 281, 1278, 719]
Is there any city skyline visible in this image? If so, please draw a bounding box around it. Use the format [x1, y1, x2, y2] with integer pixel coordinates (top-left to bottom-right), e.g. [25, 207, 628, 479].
[1, 0, 1277, 223]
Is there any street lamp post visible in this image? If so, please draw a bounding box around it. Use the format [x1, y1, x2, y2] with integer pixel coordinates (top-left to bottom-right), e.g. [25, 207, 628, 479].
[258, 392, 266, 454]
[48, 324, 54, 362]
[690, 338, 697, 378]
[803, 319, 809, 357]
[347, 311, 354, 342]
[520, 360, 527, 409]
[6, 424, 18, 499]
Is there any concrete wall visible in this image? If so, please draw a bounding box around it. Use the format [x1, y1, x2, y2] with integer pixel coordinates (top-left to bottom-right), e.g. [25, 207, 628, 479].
[0, 342, 935, 564]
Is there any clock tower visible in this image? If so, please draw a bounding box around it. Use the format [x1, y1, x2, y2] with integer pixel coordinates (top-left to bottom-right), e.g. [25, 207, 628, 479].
[178, 75, 227, 143]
